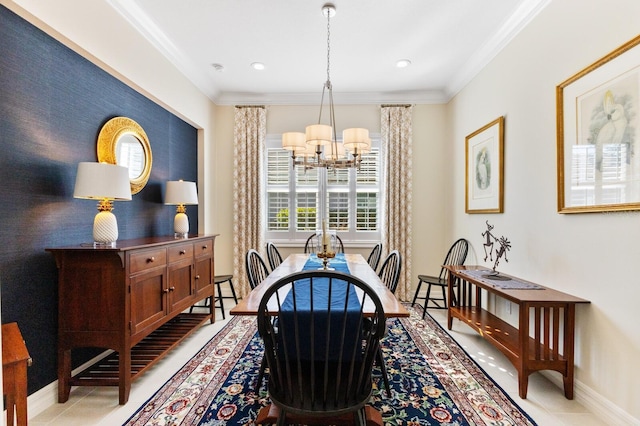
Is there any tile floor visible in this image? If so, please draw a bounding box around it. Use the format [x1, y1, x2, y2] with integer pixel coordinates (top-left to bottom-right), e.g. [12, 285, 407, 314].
[30, 303, 606, 425]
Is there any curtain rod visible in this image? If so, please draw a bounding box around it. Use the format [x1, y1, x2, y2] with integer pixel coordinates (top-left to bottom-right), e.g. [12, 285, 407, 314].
[380, 104, 412, 108]
[235, 105, 265, 109]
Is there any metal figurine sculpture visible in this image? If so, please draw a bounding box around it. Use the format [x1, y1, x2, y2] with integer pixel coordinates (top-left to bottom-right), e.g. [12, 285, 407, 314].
[481, 220, 512, 280]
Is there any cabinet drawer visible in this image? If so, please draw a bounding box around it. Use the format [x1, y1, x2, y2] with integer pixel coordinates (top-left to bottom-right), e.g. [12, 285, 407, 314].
[194, 239, 213, 257]
[130, 248, 166, 274]
[168, 243, 193, 263]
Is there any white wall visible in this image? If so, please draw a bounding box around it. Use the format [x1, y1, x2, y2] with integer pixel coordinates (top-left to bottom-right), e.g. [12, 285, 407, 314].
[447, 0, 640, 421]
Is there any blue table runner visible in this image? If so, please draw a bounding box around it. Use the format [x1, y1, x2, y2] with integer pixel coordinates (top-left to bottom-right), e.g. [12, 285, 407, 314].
[279, 254, 362, 361]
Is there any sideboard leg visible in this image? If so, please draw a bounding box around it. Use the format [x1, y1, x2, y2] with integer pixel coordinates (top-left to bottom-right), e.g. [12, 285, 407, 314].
[57, 347, 71, 403]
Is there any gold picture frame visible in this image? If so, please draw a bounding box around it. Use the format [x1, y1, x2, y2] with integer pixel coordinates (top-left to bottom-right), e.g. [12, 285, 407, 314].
[465, 116, 504, 214]
[97, 116, 152, 195]
[557, 35, 640, 213]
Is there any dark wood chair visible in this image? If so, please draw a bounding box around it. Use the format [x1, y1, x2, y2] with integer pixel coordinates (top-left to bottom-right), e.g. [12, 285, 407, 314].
[367, 243, 382, 272]
[266, 241, 283, 272]
[374, 249, 401, 397]
[412, 238, 469, 318]
[189, 274, 237, 320]
[245, 248, 271, 392]
[245, 249, 270, 290]
[256, 270, 385, 426]
[378, 250, 401, 294]
[304, 232, 345, 254]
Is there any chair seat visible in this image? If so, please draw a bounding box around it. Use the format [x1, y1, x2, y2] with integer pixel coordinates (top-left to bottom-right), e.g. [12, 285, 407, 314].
[215, 274, 233, 284]
[412, 275, 451, 317]
[417, 274, 446, 285]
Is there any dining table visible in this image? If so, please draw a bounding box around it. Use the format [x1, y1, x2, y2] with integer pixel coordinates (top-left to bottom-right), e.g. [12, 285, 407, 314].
[230, 253, 409, 318]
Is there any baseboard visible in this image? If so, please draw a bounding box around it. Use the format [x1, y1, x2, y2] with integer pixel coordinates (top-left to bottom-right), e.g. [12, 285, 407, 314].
[541, 371, 639, 425]
[27, 349, 114, 420]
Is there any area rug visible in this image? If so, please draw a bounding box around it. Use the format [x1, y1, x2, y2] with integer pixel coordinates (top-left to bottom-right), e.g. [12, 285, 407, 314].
[124, 305, 536, 425]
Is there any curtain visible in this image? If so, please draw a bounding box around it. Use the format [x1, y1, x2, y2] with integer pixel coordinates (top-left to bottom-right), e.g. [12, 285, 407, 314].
[381, 106, 413, 301]
[232, 106, 266, 298]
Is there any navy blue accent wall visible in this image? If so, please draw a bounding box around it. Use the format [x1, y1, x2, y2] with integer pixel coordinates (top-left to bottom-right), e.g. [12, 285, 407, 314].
[0, 5, 198, 395]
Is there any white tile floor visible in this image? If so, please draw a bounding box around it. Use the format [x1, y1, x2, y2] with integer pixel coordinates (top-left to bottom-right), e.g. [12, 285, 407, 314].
[30, 303, 606, 425]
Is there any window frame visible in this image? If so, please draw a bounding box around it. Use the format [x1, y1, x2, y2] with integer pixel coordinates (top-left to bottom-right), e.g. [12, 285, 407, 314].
[264, 133, 383, 246]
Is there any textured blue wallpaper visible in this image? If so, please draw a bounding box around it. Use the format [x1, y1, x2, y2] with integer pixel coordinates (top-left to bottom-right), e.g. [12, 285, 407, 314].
[0, 5, 198, 394]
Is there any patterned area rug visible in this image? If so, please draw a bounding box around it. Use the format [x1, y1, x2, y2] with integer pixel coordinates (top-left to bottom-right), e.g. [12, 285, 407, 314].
[124, 305, 536, 425]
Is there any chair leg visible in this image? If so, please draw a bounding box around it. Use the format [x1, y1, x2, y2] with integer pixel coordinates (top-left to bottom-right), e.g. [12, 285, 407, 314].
[216, 282, 225, 319]
[441, 284, 448, 308]
[423, 283, 433, 318]
[255, 355, 266, 393]
[227, 277, 238, 304]
[376, 347, 391, 398]
[411, 280, 423, 307]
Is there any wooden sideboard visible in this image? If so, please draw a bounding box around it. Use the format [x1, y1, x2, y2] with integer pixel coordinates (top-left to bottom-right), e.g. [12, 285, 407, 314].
[444, 265, 590, 400]
[47, 234, 217, 404]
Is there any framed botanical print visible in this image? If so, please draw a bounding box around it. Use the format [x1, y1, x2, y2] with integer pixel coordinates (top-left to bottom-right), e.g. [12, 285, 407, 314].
[557, 35, 640, 213]
[465, 116, 504, 214]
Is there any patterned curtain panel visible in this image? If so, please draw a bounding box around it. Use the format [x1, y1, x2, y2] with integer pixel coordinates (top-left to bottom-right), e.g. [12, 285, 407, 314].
[233, 106, 267, 298]
[381, 106, 413, 301]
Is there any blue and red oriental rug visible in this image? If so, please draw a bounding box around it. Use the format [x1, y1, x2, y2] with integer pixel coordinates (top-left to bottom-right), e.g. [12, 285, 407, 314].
[125, 304, 536, 425]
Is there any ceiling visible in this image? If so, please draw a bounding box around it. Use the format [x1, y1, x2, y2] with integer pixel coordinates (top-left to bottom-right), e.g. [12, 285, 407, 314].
[108, 0, 549, 105]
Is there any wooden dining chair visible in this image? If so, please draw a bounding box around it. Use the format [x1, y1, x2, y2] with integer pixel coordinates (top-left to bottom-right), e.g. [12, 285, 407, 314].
[378, 250, 402, 294]
[245, 249, 270, 290]
[303, 233, 345, 254]
[374, 249, 401, 397]
[367, 243, 382, 272]
[412, 238, 469, 318]
[244, 248, 271, 391]
[266, 242, 283, 272]
[256, 270, 385, 426]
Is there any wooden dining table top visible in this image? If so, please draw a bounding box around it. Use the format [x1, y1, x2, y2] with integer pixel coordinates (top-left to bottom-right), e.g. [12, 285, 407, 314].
[230, 253, 410, 318]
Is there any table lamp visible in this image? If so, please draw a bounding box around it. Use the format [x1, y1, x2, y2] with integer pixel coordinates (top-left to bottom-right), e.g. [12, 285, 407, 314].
[164, 180, 198, 238]
[73, 162, 132, 247]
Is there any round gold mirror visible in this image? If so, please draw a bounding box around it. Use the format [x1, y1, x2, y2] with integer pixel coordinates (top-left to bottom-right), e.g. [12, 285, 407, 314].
[97, 117, 152, 195]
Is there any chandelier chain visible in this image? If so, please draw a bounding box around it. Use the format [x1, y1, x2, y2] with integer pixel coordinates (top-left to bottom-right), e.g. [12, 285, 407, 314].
[326, 6, 331, 87]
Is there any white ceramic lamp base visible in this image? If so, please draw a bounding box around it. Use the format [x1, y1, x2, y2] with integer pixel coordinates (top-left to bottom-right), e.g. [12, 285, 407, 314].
[174, 212, 189, 238]
[93, 210, 118, 247]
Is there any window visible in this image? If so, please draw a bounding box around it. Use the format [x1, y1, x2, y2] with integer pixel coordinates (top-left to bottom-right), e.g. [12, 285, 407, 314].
[265, 134, 382, 243]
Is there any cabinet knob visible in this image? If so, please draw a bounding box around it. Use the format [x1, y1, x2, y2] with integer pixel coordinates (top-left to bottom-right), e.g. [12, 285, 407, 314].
[202, 245, 208, 249]
[180, 250, 186, 255]
[195, 275, 200, 280]
[163, 288, 170, 293]
[147, 256, 155, 263]
[169, 286, 175, 291]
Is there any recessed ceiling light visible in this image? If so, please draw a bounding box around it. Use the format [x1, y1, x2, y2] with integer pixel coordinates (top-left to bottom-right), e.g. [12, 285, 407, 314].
[396, 59, 411, 68]
[211, 63, 224, 72]
[251, 62, 265, 71]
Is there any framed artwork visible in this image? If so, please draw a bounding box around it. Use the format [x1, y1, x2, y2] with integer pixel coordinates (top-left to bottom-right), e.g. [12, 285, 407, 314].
[557, 35, 640, 213]
[465, 116, 504, 214]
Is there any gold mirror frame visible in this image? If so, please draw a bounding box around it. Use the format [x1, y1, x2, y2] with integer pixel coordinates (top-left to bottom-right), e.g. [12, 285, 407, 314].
[97, 116, 152, 195]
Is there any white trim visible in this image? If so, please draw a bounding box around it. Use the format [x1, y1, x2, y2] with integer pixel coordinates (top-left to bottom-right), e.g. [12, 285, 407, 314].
[26, 350, 113, 420]
[540, 371, 638, 425]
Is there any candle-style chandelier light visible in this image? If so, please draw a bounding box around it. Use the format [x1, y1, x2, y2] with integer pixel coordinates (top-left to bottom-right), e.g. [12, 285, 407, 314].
[281, 3, 371, 170]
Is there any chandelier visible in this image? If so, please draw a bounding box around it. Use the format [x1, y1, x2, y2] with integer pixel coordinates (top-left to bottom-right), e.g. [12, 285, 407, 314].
[282, 3, 371, 170]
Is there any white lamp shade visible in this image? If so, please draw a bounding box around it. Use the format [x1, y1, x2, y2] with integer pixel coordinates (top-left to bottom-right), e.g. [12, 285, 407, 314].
[165, 180, 198, 205]
[282, 132, 307, 151]
[73, 162, 132, 200]
[343, 128, 370, 150]
[326, 141, 346, 160]
[305, 124, 333, 146]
